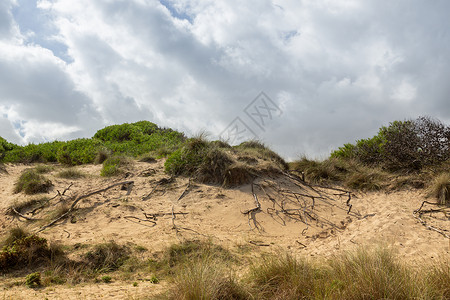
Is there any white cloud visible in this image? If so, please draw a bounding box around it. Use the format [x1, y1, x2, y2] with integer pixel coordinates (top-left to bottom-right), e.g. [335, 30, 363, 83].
[0, 0, 449, 159]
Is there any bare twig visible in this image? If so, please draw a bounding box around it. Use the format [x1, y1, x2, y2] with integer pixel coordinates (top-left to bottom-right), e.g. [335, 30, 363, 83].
[177, 178, 191, 202]
[242, 182, 261, 215]
[171, 205, 176, 229]
[249, 240, 270, 247]
[124, 216, 157, 227]
[36, 181, 134, 233]
[10, 207, 41, 221]
[142, 183, 160, 201]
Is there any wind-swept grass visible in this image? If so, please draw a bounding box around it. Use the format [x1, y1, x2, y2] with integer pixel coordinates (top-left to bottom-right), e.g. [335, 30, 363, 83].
[428, 172, 450, 206]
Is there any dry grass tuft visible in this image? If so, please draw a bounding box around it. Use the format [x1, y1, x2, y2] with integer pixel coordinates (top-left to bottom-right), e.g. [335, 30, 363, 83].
[83, 241, 130, 273]
[248, 253, 318, 300]
[57, 168, 85, 179]
[428, 172, 450, 206]
[223, 163, 256, 187]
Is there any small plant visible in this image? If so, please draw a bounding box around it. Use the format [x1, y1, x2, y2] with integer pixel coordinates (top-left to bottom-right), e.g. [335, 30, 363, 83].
[0, 230, 52, 271]
[84, 241, 129, 272]
[150, 275, 159, 284]
[133, 281, 138, 287]
[101, 275, 112, 283]
[57, 168, 85, 179]
[100, 156, 130, 177]
[14, 169, 52, 195]
[25, 272, 41, 288]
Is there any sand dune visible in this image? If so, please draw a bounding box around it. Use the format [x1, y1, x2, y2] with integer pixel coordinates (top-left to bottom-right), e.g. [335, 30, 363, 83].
[0, 160, 448, 299]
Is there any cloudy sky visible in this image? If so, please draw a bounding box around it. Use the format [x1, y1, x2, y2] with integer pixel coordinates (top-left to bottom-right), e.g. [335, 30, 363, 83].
[1, 0, 449, 159]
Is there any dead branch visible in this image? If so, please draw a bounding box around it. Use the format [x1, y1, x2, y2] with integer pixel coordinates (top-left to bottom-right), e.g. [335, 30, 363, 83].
[10, 207, 41, 221]
[177, 178, 191, 202]
[413, 201, 449, 239]
[125, 182, 134, 196]
[36, 180, 134, 233]
[413, 212, 449, 239]
[124, 215, 157, 227]
[296, 240, 307, 248]
[171, 205, 176, 229]
[414, 201, 439, 213]
[249, 240, 270, 247]
[242, 182, 261, 215]
[144, 211, 188, 221]
[142, 183, 160, 201]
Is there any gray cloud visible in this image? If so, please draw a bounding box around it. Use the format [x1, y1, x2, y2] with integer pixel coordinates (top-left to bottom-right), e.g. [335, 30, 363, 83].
[1, 0, 449, 159]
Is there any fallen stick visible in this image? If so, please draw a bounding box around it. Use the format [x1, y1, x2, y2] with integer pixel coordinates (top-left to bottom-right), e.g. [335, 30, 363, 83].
[413, 213, 449, 239]
[142, 183, 160, 201]
[144, 212, 188, 220]
[242, 182, 261, 215]
[124, 216, 157, 226]
[11, 207, 41, 221]
[249, 240, 270, 247]
[171, 205, 176, 229]
[177, 178, 191, 202]
[36, 180, 134, 233]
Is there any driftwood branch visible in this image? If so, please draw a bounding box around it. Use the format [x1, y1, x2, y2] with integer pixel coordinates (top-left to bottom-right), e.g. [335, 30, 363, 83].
[10, 207, 41, 221]
[124, 215, 157, 227]
[36, 180, 134, 233]
[177, 178, 191, 202]
[413, 201, 449, 239]
[144, 211, 188, 221]
[242, 182, 261, 215]
[142, 183, 160, 201]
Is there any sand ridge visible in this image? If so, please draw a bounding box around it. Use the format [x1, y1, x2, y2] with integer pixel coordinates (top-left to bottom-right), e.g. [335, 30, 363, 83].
[0, 160, 449, 298]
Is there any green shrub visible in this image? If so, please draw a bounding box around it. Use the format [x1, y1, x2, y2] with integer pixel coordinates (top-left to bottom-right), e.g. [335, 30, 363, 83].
[94, 147, 111, 164]
[2, 141, 63, 164]
[0, 231, 52, 271]
[100, 156, 130, 177]
[94, 123, 144, 143]
[328, 247, 419, 299]
[101, 275, 112, 283]
[57, 138, 101, 165]
[332, 116, 450, 172]
[14, 169, 52, 194]
[25, 272, 41, 288]
[164, 137, 210, 176]
[170, 257, 246, 300]
[248, 253, 318, 299]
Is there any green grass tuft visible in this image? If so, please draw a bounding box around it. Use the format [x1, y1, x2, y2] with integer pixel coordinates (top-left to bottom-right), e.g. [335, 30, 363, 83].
[14, 169, 53, 195]
[57, 168, 86, 179]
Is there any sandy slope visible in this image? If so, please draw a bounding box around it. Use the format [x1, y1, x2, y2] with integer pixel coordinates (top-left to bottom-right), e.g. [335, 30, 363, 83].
[0, 160, 449, 299]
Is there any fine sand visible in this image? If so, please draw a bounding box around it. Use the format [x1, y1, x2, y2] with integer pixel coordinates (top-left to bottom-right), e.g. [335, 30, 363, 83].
[1, 160, 449, 299]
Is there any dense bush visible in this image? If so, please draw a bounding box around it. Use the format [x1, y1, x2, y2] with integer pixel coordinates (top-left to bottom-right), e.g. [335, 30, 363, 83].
[57, 138, 102, 165]
[0, 231, 52, 272]
[332, 116, 450, 171]
[14, 169, 53, 194]
[2, 141, 63, 163]
[0, 121, 185, 165]
[100, 156, 130, 177]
